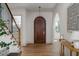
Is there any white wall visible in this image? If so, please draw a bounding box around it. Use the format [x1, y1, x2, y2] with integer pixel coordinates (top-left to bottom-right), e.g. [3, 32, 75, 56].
[53, 3, 72, 41]
[26, 11, 53, 44]
[54, 3, 79, 42]
[11, 8, 53, 46]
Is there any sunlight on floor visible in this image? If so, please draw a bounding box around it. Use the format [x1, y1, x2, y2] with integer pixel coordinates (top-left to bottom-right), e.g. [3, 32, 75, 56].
[21, 40, 60, 56]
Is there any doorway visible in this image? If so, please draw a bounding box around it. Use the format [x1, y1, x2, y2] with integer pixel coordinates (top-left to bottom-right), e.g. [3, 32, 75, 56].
[34, 16, 46, 44]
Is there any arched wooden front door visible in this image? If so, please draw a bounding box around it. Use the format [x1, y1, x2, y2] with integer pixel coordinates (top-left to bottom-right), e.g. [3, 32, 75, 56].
[34, 16, 46, 44]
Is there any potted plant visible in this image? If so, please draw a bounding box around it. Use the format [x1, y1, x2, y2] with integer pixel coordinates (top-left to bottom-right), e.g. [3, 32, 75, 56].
[0, 18, 11, 48]
[0, 18, 7, 36]
[0, 41, 12, 48]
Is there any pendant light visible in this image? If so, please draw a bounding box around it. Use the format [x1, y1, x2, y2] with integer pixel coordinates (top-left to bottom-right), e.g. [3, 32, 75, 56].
[38, 6, 41, 16]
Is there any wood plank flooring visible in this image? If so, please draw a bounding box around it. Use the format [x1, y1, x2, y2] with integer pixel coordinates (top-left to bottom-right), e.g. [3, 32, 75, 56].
[21, 41, 60, 56]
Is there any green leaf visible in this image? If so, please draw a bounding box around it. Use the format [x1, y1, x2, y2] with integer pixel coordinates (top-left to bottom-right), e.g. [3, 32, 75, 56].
[0, 18, 7, 36]
[0, 28, 2, 31]
[0, 32, 7, 36]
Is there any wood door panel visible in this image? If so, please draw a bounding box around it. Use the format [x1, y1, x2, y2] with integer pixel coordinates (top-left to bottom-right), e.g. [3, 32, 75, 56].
[34, 16, 46, 44]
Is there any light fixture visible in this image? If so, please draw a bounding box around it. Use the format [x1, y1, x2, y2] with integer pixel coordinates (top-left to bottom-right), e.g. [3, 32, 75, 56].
[38, 6, 41, 16]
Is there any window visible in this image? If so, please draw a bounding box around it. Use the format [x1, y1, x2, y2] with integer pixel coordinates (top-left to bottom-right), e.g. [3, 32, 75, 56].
[13, 16, 21, 32]
[13, 16, 21, 28]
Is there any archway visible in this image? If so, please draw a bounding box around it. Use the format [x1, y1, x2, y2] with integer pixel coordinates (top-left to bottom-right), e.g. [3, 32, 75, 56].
[34, 16, 46, 44]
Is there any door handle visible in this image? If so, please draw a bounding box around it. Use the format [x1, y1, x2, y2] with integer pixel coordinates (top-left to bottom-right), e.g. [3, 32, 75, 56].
[43, 32, 45, 34]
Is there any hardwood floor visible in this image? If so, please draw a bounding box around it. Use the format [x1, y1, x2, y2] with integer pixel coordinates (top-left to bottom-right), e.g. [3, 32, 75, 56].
[21, 41, 60, 56]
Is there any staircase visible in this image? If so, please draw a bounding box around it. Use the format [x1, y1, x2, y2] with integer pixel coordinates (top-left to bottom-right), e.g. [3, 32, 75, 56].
[0, 3, 21, 56]
[5, 3, 21, 46]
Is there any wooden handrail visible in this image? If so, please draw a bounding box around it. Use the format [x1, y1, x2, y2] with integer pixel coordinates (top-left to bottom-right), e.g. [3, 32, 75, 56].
[4, 3, 21, 46]
[60, 39, 79, 56]
[5, 3, 20, 31]
[5, 26, 17, 41]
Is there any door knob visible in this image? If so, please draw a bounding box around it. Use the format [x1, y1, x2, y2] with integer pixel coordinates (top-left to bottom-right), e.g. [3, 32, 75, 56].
[43, 32, 45, 34]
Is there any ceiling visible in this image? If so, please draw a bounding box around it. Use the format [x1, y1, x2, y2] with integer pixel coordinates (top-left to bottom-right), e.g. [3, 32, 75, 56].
[8, 3, 57, 11]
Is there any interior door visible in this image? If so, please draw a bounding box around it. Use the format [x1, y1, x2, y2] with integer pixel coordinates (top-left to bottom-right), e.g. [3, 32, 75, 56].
[34, 16, 46, 44]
